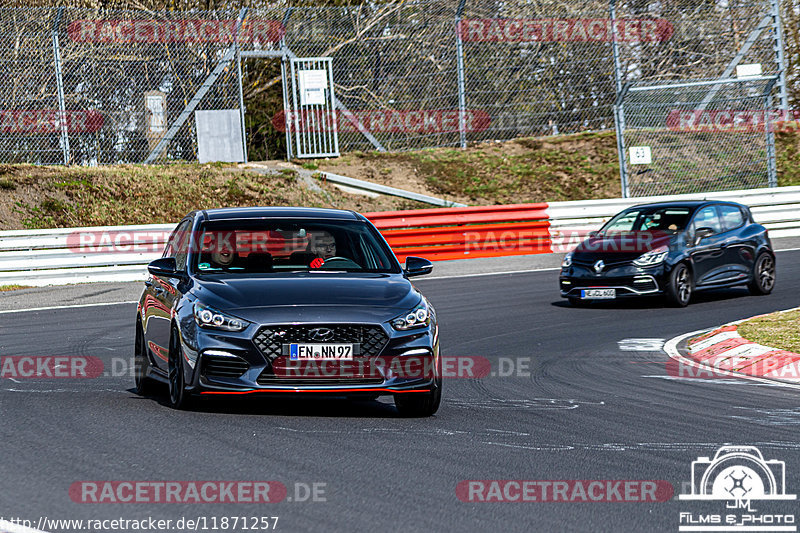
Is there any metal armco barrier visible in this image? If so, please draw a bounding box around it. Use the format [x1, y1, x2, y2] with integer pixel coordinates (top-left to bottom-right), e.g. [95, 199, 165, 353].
[3, 185, 800, 286]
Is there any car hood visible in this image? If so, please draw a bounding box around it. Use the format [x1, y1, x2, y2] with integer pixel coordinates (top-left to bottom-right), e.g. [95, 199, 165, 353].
[191, 273, 420, 313]
[572, 231, 677, 263]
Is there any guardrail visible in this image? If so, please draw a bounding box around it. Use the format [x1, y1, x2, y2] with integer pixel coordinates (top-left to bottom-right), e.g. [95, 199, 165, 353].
[3, 185, 800, 286]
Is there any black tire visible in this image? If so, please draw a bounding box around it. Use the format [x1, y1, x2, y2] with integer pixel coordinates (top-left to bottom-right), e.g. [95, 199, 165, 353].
[665, 263, 693, 307]
[134, 323, 156, 396]
[168, 327, 193, 410]
[747, 252, 775, 295]
[394, 358, 442, 417]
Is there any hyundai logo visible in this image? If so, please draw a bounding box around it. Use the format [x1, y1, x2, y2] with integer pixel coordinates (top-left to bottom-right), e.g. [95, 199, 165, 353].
[593, 260, 605, 273]
[309, 327, 334, 342]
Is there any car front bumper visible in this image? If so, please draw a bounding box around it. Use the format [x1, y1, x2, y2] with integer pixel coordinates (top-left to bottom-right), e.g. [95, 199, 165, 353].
[181, 320, 440, 397]
[559, 263, 668, 299]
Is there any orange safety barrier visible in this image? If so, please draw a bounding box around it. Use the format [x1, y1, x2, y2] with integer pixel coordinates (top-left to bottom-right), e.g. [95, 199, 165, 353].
[364, 203, 552, 262]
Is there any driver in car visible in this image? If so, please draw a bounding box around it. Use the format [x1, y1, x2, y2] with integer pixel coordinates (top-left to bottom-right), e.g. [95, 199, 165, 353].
[308, 230, 337, 268]
[210, 234, 237, 269]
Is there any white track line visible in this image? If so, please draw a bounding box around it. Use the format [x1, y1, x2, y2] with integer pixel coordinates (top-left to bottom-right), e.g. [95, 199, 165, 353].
[0, 300, 137, 314]
[420, 266, 561, 281]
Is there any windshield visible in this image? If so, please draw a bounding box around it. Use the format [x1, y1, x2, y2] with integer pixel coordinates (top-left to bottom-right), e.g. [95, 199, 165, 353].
[600, 207, 692, 234]
[190, 219, 401, 275]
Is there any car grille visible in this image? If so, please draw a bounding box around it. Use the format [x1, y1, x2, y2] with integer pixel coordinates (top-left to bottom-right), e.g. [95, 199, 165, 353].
[253, 324, 389, 360]
[253, 324, 390, 387]
[563, 275, 659, 294]
[255, 376, 384, 386]
[201, 354, 249, 378]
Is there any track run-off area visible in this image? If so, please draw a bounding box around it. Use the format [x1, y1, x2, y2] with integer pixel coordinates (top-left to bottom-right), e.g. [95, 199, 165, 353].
[3, 250, 800, 532]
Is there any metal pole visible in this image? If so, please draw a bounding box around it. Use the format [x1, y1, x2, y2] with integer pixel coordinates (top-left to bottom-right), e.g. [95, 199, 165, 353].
[455, 0, 468, 149]
[614, 83, 631, 198]
[770, 0, 789, 111]
[281, 57, 293, 160]
[236, 44, 248, 163]
[610, 1, 627, 197]
[52, 7, 69, 165]
[609, 0, 623, 94]
[764, 78, 779, 187]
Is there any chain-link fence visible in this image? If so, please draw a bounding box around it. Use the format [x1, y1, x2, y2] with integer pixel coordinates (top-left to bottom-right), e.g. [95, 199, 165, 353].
[619, 77, 778, 197]
[0, 0, 791, 184]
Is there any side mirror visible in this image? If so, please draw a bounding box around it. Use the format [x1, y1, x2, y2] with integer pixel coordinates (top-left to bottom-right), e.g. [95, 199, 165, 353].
[693, 227, 715, 246]
[404, 256, 434, 277]
[588, 230, 600, 238]
[148, 257, 180, 278]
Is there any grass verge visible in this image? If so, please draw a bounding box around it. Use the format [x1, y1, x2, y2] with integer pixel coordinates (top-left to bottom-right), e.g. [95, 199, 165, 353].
[0, 284, 33, 292]
[736, 309, 800, 354]
[0, 163, 427, 230]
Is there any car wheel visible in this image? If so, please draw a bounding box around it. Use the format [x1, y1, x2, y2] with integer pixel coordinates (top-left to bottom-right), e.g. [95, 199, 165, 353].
[134, 323, 155, 396]
[665, 263, 692, 307]
[747, 252, 775, 295]
[168, 327, 192, 410]
[394, 359, 442, 417]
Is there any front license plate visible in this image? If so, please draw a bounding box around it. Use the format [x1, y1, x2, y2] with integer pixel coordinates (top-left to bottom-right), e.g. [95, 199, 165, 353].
[581, 288, 616, 299]
[289, 344, 354, 361]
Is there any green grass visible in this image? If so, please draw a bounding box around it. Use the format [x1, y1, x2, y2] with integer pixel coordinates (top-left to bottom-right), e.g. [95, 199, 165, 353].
[0, 284, 32, 291]
[737, 309, 800, 353]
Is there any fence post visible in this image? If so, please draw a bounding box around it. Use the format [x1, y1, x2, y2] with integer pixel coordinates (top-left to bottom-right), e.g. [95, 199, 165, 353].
[609, 0, 622, 94]
[764, 77, 779, 188]
[52, 7, 70, 165]
[236, 42, 248, 163]
[770, 0, 788, 111]
[610, 0, 628, 197]
[455, 0, 468, 149]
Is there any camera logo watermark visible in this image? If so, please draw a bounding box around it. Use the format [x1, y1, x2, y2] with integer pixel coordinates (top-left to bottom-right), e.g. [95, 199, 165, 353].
[679, 446, 796, 532]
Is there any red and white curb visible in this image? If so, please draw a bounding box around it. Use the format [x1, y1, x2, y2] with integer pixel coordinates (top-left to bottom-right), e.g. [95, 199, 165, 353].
[664, 309, 800, 390]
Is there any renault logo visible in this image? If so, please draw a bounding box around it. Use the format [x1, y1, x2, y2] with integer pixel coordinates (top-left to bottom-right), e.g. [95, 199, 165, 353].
[593, 260, 605, 273]
[309, 327, 334, 342]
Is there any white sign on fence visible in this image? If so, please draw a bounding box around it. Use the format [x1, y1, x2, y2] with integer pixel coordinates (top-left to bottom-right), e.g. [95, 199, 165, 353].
[736, 63, 763, 78]
[195, 109, 244, 164]
[299, 70, 328, 106]
[629, 146, 652, 165]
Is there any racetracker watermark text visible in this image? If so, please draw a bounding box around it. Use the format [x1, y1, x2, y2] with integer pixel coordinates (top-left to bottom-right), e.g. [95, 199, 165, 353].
[456, 480, 674, 502]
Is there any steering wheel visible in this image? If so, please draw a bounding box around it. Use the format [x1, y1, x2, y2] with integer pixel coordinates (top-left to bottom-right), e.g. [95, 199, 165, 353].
[321, 256, 361, 269]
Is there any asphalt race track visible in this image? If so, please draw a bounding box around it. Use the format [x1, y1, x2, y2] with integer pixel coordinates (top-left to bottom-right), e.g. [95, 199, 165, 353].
[3, 251, 800, 532]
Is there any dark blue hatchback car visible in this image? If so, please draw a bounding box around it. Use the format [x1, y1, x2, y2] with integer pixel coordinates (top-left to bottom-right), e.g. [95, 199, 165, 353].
[135, 207, 441, 416]
[559, 201, 775, 307]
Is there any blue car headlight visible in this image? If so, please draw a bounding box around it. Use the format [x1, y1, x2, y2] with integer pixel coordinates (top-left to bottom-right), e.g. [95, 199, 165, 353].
[193, 302, 249, 332]
[391, 300, 432, 331]
[632, 245, 669, 267]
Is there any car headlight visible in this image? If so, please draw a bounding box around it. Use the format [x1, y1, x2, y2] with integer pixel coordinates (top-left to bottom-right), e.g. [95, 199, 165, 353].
[561, 251, 573, 268]
[391, 300, 432, 331]
[193, 302, 249, 332]
[633, 245, 669, 267]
